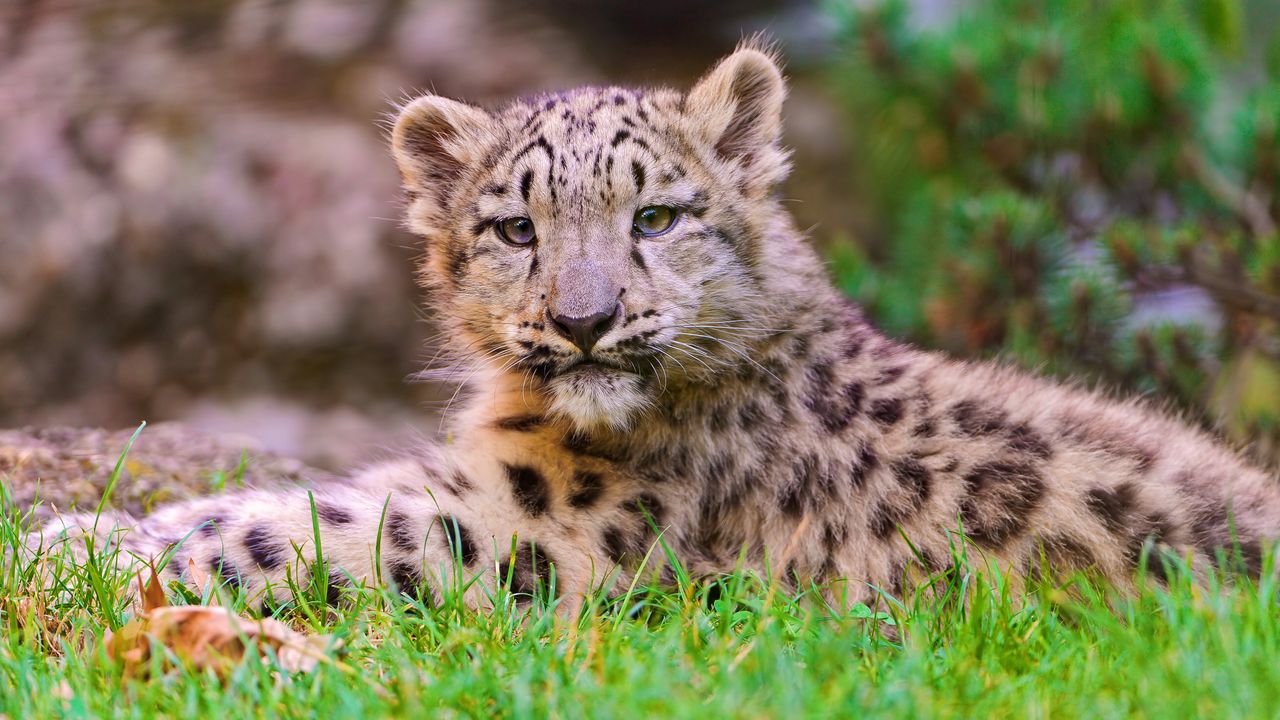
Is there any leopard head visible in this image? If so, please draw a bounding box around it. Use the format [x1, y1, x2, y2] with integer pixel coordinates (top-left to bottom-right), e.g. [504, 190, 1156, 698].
[392, 44, 798, 432]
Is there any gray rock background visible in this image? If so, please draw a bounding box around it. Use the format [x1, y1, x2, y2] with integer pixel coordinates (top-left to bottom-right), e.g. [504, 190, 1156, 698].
[0, 0, 862, 481]
[0, 424, 328, 517]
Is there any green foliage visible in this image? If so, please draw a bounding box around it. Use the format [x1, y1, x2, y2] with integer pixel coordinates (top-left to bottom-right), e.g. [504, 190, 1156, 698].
[827, 0, 1280, 462]
[4, 487, 1280, 716]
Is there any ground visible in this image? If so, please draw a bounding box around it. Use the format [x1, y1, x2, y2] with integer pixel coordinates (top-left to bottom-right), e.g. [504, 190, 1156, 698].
[2, 430, 1278, 718]
[0, 424, 328, 519]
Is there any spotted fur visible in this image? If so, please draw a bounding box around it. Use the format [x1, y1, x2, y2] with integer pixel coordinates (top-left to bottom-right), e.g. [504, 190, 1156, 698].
[36, 43, 1280, 611]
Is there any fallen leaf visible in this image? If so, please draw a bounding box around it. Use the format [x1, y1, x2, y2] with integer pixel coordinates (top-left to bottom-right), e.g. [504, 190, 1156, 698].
[186, 557, 211, 599]
[137, 563, 167, 613]
[106, 569, 342, 679]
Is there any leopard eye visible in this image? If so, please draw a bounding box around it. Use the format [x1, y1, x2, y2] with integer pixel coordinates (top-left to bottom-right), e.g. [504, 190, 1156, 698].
[632, 206, 678, 237]
[496, 217, 536, 246]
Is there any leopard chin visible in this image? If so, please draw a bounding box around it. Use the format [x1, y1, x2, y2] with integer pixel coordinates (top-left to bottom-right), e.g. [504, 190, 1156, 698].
[544, 366, 651, 433]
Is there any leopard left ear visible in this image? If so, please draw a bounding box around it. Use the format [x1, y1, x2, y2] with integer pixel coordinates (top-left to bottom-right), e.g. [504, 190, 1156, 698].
[685, 42, 790, 191]
[391, 94, 496, 198]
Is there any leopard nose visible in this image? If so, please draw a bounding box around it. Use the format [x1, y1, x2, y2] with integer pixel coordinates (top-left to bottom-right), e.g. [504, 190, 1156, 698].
[549, 305, 619, 354]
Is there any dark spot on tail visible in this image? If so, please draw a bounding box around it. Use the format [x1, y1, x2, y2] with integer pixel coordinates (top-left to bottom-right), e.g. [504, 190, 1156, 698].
[568, 470, 606, 509]
[444, 471, 475, 496]
[1085, 483, 1137, 535]
[1028, 534, 1098, 581]
[499, 542, 556, 598]
[892, 457, 932, 498]
[164, 550, 187, 579]
[563, 431, 626, 462]
[439, 515, 479, 566]
[212, 555, 242, 590]
[959, 460, 1045, 548]
[870, 397, 905, 427]
[603, 526, 636, 563]
[779, 481, 805, 518]
[385, 510, 418, 552]
[1226, 538, 1264, 576]
[1007, 423, 1053, 459]
[316, 502, 353, 526]
[886, 557, 908, 598]
[911, 417, 937, 438]
[197, 515, 225, 537]
[325, 571, 350, 607]
[804, 364, 864, 433]
[868, 458, 933, 539]
[874, 365, 906, 386]
[952, 400, 1008, 436]
[505, 463, 551, 517]
[1120, 512, 1176, 578]
[1187, 500, 1264, 576]
[389, 559, 432, 604]
[244, 525, 286, 571]
[850, 443, 879, 490]
[629, 493, 666, 529]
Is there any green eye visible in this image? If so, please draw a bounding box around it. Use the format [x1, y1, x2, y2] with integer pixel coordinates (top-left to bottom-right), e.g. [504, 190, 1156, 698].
[632, 206, 678, 237]
[496, 217, 536, 246]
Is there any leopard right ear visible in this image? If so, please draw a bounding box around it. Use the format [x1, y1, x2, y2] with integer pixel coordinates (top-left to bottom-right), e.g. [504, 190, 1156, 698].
[391, 94, 496, 195]
[685, 43, 790, 194]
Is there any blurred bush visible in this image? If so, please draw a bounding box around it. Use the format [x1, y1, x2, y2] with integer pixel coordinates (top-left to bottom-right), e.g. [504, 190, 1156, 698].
[827, 0, 1280, 464]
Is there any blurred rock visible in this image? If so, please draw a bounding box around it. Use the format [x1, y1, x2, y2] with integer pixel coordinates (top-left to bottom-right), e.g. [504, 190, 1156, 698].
[0, 0, 593, 450]
[182, 394, 438, 471]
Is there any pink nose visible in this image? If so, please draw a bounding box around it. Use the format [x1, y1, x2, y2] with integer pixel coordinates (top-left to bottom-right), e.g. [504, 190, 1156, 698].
[548, 306, 619, 354]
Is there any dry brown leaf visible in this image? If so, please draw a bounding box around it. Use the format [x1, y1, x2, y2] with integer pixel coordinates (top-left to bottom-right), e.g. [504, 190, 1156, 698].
[137, 563, 167, 613]
[106, 569, 342, 679]
[185, 557, 212, 601]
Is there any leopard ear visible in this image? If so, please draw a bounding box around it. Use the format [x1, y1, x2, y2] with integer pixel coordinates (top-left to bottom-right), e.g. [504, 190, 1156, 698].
[685, 43, 789, 191]
[391, 94, 495, 196]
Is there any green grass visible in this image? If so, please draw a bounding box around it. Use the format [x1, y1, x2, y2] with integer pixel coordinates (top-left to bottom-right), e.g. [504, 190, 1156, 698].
[3, 470, 1279, 718]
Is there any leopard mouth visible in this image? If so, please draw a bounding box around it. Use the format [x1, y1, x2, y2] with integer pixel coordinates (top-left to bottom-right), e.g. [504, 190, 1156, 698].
[564, 357, 637, 378]
[513, 339, 658, 382]
[515, 353, 630, 382]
